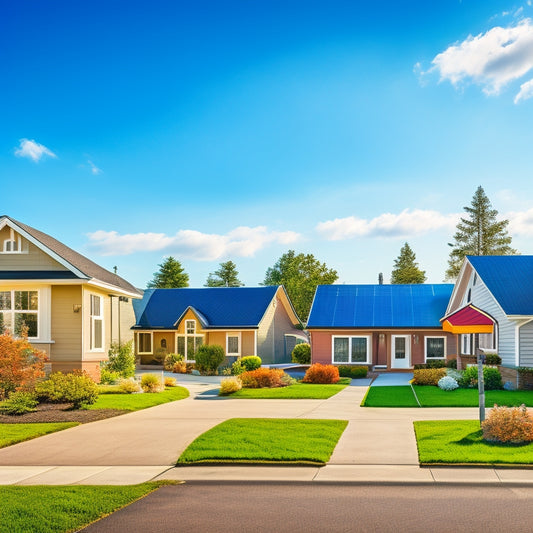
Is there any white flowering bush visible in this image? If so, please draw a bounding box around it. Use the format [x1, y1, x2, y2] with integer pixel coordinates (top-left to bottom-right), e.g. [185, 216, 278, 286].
[438, 375, 459, 391]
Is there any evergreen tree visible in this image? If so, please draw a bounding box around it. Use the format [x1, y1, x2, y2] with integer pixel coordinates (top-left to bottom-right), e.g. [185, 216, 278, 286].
[446, 186, 516, 280]
[205, 261, 244, 287]
[391, 243, 426, 284]
[263, 250, 338, 322]
[147, 257, 189, 288]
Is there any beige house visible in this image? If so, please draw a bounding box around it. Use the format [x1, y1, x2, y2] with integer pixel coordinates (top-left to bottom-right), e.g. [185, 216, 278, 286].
[0, 216, 141, 381]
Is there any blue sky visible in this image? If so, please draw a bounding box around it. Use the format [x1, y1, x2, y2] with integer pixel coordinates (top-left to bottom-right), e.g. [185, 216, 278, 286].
[3, 0, 533, 288]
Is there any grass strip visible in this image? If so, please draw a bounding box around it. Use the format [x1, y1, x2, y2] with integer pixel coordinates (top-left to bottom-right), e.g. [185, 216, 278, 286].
[1, 482, 172, 533]
[414, 420, 533, 465]
[362, 386, 418, 407]
[178, 418, 348, 465]
[88, 386, 189, 411]
[230, 382, 348, 399]
[0, 422, 79, 449]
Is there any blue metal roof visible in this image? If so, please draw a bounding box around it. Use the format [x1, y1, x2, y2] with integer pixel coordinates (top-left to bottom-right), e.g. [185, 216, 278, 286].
[307, 284, 454, 328]
[133, 286, 280, 329]
[467, 255, 533, 315]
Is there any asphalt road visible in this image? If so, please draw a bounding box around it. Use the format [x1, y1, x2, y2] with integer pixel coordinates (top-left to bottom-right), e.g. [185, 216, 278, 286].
[81, 482, 533, 532]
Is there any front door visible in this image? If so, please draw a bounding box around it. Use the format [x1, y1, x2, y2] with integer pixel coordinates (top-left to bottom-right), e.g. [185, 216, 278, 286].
[391, 335, 410, 369]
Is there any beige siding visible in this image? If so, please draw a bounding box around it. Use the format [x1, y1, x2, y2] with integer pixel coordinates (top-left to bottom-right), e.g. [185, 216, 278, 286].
[50, 285, 83, 362]
[242, 331, 255, 356]
[82, 286, 111, 362]
[109, 297, 136, 345]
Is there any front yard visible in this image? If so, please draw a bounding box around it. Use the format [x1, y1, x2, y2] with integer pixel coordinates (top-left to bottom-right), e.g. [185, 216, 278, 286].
[0, 422, 79, 449]
[229, 379, 350, 399]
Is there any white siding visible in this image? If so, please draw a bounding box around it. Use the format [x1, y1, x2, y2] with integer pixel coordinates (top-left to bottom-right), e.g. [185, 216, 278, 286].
[519, 321, 533, 367]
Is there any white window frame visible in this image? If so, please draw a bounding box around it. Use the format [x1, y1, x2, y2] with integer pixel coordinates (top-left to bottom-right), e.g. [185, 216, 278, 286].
[425, 336, 446, 361]
[90, 294, 104, 352]
[461, 334, 471, 355]
[226, 332, 241, 356]
[138, 332, 153, 354]
[186, 319, 196, 335]
[331, 335, 371, 365]
[176, 330, 204, 362]
[1, 229, 25, 254]
[0, 289, 39, 339]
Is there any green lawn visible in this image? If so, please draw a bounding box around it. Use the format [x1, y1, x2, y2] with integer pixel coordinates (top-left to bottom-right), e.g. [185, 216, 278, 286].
[178, 418, 348, 465]
[88, 386, 189, 411]
[0, 422, 79, 449]
[1, 482, 171, 533]
[414, 420, 533, 465]
[229, 380, 349, 399]
[362, 386, 533, 408]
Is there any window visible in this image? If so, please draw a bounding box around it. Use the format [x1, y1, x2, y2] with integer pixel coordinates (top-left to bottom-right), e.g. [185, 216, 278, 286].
[177, 319, 204, 361]
[332, 336, 370, 364]
[425, 337, 446, 360]
[0, 290, 38, 338]
[479, 324, 498, 351]
[462, 334, 471, 355]
[226, 333, 240, 356]
[138, 332, 152, 354]
[186, 320, 196, 334]
[90, 294, 103, 351]
[160, 339, 167, 349]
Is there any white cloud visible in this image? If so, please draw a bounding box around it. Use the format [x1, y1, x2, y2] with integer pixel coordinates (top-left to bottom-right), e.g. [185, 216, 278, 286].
[88, 160, 102, 175]
[422, 19, 533, 100]
[514, 77, 533, 101]
[14, 138, 57, 162]
[316, 209, 459, 241]
[507, 208, 533, 235]
[86, 226, 301, 259]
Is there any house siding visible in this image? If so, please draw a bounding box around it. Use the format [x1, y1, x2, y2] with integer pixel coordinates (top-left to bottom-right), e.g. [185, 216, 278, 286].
[50, 285, 82, 361]
[519, 321, 533, 367]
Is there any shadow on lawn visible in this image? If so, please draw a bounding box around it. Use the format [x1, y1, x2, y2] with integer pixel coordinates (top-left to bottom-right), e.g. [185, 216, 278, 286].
[454, 430, 531, 448]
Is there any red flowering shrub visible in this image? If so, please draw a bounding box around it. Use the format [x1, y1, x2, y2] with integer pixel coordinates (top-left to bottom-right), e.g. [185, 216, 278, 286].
[482, 404, 533, 444]
[302, 364, 340, 384]
[240, 368, 287, 388]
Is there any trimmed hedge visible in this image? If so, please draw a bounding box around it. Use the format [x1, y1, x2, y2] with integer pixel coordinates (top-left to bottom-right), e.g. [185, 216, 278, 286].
[302, 364, 340, 384]
[337, 365, 368, 379]
[412, 368, 447, 386]
[291, 343, 311, 364]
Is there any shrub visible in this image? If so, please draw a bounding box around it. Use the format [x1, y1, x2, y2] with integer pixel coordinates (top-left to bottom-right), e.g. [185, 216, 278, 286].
[446, 358, 457, 369]
[484, 353, 502, 366]
[437, 375, 459, 391]
[219, 377, 242, 395]
[103, 341, 135, 378]
[164, 353, 183, 371]
[280, 373, 297, 386]
[240, 356, 262, 372]
[118, 378, 142, 393]
[338, 365, 368, 379]
[164, 377, 177, 387]
[302, 364, 340, 384]
[446, 368, 463, 382]
[240, 368, 287, 388]
[35, 371, 99, 408]
[291, 343, 311, 364]
[459, 366, 502, 390]
[0, 331, 47, 399]
[482, 404, 533, 444]
[221, 366, 233, 376]
[0, 391, 38, 415]
[412, 368, 447, 386]
[99, 368, 121, 385]
[153, 347, 167, 364]
[172, 361, 187, 374]
[140, 374, 164, 393]
[186, 363, 196, 373]
[232, 360, 245, 375]
[195, 345, 225, 375]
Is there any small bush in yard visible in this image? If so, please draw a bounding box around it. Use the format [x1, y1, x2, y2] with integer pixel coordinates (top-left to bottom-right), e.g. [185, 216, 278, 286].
[164, 353, 183, 371]
[103, 341, 135, 378]
[302, 364, 340, 384]
[459, 366, 502, 390]
[99, 368, 120, 384]
[35, 371, 99, 408]
[412, 368, 447, 386]
[291, 343, 311, 364]
[172, 361, 187, 374]
[485, 353, 502, 365]
[446, 358, 457, 369]
[338, 365, 368, 379]
[164, 377, 177, 387]
[118, 378, 142, 394]
[482, 404, 533, 444]
[240, 356, 262, 371]
[0, 391, 38, 415]
[219, 377, 242, 395]
[240, 368, 287, 388]
[140, 374, 164, 393]
[438, 375, 459, 391]
[195, 344, 225, 375]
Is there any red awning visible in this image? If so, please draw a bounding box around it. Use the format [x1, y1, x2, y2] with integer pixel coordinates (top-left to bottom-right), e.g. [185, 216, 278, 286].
[440, 304, 495, 334]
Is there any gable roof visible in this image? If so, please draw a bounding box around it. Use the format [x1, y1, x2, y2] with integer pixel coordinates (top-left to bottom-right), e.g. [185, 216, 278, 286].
[467, 255, 533, 316]
[133, 286, 288, 329]
[307, 284, 454, 329]
[0, 215, 141, 297]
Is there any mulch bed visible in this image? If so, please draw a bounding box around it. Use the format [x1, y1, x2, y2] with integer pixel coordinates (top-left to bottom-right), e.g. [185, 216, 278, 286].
[0, 403, 128, 424]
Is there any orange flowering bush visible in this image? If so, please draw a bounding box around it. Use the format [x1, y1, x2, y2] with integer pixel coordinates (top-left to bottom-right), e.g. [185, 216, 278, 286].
[302, 364, 340, 384]
[412, 368, 447, 386]
[482, 404, 533, 444]
[0, 331, 47, 399]
[240, 368, 287, 388]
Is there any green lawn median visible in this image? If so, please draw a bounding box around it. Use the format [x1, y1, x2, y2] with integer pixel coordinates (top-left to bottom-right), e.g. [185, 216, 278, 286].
[230, 381, 349, 399]
[0, 422, 79, 449]
[88, 386, 189, 411]
[414, 420, 533, 465]
[1, 482, 172, 533]
[178, 418, 348, 465]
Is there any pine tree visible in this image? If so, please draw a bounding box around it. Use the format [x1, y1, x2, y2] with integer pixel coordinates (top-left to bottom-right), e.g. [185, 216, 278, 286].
[147, 257, 189, 288]
[391, 243, 426, 284]
[205, 261, 244, 287]
[445, 186, 516, 280]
